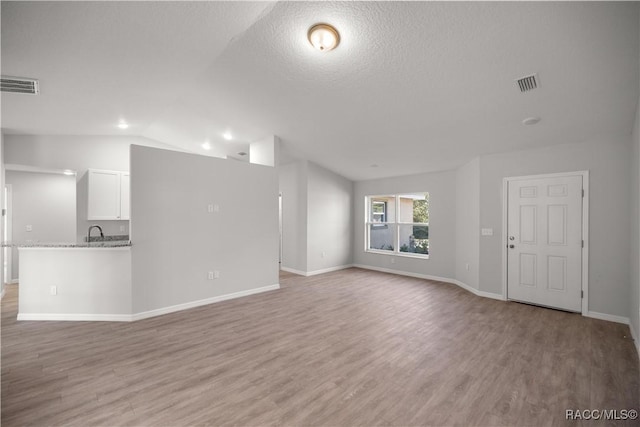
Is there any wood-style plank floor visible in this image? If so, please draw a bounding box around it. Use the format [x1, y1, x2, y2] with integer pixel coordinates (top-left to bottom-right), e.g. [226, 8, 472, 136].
[2, 268, 638, 426]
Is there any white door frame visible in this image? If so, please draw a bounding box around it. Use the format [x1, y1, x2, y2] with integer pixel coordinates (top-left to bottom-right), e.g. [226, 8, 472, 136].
[4, 184, 12, 285]
[501, 171, 589, 315]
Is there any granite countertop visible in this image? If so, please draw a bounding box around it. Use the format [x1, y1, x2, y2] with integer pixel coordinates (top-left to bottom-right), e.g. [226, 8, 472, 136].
[2, 240, 132, 248]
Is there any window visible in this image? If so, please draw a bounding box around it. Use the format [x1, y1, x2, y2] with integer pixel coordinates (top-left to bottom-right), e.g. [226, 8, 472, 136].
[365, 193, 429, 257]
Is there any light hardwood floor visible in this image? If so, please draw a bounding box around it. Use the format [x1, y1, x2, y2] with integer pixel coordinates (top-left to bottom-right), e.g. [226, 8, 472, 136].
[2, 268, 638, 426]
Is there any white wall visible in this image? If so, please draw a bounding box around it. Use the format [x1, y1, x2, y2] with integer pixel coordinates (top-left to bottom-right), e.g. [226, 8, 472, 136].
[3, 135, 178, 239]
[353, 169, 457, 279]
[478, 135, 632, 317]
[1, 133, 4, 294]
[306, 161, 353, 272]
[455, 158, 480, 289]
[279, 161, 308, 272]
[630, 98, 640, 342]
[130, 145, 279, 313]
[5, 171, 76, 280]
[18, 247, 131, 319]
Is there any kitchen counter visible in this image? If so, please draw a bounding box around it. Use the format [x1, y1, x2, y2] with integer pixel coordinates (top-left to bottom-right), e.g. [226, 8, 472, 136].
[3, 241, 132, 248]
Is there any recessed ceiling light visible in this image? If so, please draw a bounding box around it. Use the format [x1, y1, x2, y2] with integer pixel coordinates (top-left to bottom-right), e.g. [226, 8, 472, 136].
[202, 141, 211, 150]
[63, 169, 75, 176]
[117, 121, 129, 129]
[223, 132, 233, 141]
[522, 117, 541, 126]
[308, 23, 340, 52]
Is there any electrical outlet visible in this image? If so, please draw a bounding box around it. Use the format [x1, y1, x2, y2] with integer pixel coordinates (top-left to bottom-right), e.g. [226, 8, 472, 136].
[120, 225, 125, 232]
[465, 263, 470, 271]
[207, 204, 214, 213]
[25, 225, 33, 232]
[321, 251, 326, 258]
[50, 286, 57, 296]
[207, 271, 214, 280]
[391, 258, 395, 264]
[214, 204, 220, 213]
[214, 270, 220, 279]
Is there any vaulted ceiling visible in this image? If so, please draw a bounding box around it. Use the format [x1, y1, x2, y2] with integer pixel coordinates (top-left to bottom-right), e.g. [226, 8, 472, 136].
[2, 1, 638, 180]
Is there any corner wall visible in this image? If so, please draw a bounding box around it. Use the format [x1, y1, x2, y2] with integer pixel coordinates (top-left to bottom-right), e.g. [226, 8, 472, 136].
[279, 161, 308, 273]
[455, 158, 480, 289]
[130, 145, 279, 314]
[630, 98, 640, 343]
[478, 135, 632, 318]
[353, 169, 456, 280]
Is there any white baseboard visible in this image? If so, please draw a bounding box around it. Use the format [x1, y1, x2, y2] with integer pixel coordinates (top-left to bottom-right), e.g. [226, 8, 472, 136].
[17, 284, 281, 322]
[17, 313, 131, 322]
[280, 266, 307, 276]
[281, 265, 354, 277]
[306, 264, 353, 276]
[584, 311, 630, 325]
[7, 279, 18, 285]
[629, 320, 640, 355]
[352, 264, 505, 301]
[131, 283, 280, 321]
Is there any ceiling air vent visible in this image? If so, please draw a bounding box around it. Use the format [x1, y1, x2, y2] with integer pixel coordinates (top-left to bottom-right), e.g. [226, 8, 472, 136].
[1, 76, 40, 95]
[516, 73, 539, 93]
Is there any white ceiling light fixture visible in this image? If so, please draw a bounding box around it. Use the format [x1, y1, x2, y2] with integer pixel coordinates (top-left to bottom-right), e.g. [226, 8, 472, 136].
[223, 132, 233, 141]
[117, 121, 129, 129]
[202, 141, 211, 150]
[308, 23, 340, 52]
[522, 117, 541, 126]
[63, 169, 75, 176]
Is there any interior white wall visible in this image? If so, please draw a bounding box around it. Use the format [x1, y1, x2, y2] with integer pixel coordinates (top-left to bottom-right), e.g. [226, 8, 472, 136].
[250, 135, 279, 167]
[630, 98, 640, 341]
[478, 134, 632, 317]
[5, 171, 76, 281]
[3, 135, 178, 240]
[1, 132, 4, 294]
[130, 145, 279, 313]
[455, 158, 480, 289]
[306, 161, 353, 273]
[278, 161, 308, 272]
[353, 169, 456, 279]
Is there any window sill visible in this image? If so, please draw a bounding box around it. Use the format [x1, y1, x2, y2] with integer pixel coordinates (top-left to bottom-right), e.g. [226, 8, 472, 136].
[365, 249, 429, 260]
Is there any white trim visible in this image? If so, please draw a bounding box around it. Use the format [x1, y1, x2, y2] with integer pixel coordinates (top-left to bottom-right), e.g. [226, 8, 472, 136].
[6, 279, 18, 285]
[629, 320, 640, 355]
[4, 164, 77, 176]
[353, 264, 503, 300]
[306, 264, 354, 276]
[280, 266, 307, 276]
[16, 284, 280, 322]
[17, 313, 131, 322]
[131, 284, 280, 321]
[584, 311, 629, 325]
[502, 171, 589, 315]
[281, 265, 354, 277]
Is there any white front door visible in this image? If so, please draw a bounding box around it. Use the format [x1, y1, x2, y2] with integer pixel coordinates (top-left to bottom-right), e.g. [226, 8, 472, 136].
[507, 174, 583, 312]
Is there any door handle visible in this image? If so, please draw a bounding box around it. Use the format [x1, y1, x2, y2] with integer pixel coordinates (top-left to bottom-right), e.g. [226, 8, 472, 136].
[509, 245, 515, 249]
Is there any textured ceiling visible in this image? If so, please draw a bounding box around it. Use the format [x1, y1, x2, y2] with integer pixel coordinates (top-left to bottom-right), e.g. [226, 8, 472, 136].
[2, 1, 638, 180]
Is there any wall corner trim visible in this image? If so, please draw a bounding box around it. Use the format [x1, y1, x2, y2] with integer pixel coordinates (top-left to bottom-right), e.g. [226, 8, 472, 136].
[16, 284, 281, 322]
[280, 265, 353, 277]
[131, 284, 281, 321]
[584, 311, 630, 325]
[17, 313, 132, 322]
[629, 320, 640, 356]
[352, 264, 504, 301]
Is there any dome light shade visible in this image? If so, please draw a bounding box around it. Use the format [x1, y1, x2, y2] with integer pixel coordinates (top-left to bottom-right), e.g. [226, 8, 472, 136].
[308, 23, 340, 52]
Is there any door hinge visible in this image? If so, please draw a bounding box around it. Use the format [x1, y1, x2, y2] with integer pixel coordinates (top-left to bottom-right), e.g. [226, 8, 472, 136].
[581, 290, 584, 298]
[581, 240, 584, 248]
[582, 189, 584, 197]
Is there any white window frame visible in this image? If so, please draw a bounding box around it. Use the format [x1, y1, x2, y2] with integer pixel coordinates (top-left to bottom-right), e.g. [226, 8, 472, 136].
[365, 194, 429, 259]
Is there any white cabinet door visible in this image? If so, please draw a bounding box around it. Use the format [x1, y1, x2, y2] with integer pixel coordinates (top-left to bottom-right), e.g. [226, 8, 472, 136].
[88, 170, 122, 220]
[120, 173, 130, 220]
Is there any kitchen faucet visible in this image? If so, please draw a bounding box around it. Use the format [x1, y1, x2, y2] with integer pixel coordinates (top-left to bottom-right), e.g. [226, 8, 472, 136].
[87, 225, 104, 244]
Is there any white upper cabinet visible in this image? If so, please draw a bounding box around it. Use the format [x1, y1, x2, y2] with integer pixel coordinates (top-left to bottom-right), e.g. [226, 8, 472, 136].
[87, 169, 130, 221]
